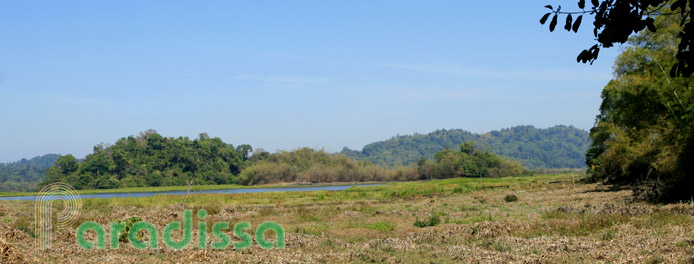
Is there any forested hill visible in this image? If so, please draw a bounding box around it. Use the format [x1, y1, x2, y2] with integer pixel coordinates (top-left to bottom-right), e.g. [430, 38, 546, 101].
[0, 154, 60, 191]
[341, 125, 590, 169]
[41, 130, 253, 190]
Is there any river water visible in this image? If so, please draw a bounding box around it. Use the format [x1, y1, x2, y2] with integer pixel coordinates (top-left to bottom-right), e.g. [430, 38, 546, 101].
[0, 184, 383, 201]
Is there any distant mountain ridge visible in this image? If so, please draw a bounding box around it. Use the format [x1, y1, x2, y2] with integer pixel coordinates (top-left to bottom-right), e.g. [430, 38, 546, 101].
[341, 125, 590, 169]
[0, 154, 60, 191]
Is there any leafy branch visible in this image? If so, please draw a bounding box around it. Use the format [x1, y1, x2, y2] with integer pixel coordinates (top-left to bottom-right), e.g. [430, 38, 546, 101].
[540, 0, 693, 76]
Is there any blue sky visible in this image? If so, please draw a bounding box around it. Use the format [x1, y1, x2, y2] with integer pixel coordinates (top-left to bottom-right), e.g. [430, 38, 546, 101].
[0, 1, 621, 163]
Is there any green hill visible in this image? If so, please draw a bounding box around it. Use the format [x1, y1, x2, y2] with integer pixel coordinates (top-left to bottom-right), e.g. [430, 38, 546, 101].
[41, 130, 251, 190]
[341, 125, 590, 169]
[0, 154, 60, 191]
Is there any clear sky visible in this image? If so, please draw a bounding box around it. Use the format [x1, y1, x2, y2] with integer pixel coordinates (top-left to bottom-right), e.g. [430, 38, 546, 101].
[0, 0, 622, 163]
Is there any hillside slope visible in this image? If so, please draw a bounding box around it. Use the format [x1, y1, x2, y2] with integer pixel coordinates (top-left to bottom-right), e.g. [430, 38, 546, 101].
[341, 125, 589, 169]
[0, 154, 60, 191]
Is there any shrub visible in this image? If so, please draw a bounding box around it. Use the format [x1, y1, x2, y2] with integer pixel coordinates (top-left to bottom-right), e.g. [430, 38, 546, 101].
[414, 214, 441, 228]
[504, 194, 519, 202]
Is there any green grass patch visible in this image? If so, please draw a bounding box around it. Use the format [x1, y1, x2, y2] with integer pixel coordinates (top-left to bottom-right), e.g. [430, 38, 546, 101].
[674, 240, 692, 247]
[344, 220, 396, 234]
[294, 223, 328, 236]
[364, 222, 396, 233]
[313, 192, 327, 202]
[633, 211, 693, 228]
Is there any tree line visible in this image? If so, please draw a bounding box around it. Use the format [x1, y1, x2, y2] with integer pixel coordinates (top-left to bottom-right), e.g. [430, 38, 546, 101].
[36, 129, 531, 190]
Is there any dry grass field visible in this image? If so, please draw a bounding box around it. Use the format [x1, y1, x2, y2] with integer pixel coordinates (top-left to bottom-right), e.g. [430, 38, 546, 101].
[1, 174, 694, 263]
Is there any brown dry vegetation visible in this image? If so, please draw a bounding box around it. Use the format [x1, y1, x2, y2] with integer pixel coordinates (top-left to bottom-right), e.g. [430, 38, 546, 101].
[1, 174, 693, 263]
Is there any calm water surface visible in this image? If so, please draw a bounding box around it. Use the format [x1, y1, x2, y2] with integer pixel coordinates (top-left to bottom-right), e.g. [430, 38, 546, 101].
[0, 184, 383, 201]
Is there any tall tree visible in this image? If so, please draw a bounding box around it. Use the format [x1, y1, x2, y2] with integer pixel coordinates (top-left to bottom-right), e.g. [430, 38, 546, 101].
[585, 13, 694, 202]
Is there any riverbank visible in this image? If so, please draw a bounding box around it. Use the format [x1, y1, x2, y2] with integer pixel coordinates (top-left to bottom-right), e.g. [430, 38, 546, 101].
[0, 181, 389, 198]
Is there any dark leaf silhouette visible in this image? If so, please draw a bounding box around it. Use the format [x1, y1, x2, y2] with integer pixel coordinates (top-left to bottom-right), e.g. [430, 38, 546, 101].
[572, 15, 583, 33]
[540, 13, 551, 24]
[549, 14, 558, 32]
[565, 14, 573, 31]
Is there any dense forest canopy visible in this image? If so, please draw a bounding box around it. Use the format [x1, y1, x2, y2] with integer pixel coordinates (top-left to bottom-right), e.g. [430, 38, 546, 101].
[342, 125, 590, 169]
[0, 154, 60, 192]
[41, 130, 250, 190]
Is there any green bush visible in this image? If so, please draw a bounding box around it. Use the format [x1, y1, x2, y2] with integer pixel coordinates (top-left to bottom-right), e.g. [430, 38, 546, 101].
[414, 214, 441, 228]
[504, 194, 518, 202]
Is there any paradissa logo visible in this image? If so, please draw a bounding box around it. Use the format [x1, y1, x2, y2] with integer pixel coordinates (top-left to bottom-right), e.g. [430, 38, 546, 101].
[76, 209, 284, 250]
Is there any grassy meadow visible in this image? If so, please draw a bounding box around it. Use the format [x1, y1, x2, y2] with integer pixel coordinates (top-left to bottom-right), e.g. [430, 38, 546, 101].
[1, 173, 694, 263]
